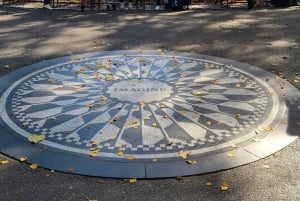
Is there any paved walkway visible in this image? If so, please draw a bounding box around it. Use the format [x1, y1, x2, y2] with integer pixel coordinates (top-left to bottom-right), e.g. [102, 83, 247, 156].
[0, 5, 299, 201]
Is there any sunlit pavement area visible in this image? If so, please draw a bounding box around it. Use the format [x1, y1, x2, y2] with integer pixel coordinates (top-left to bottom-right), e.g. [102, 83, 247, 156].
[0, 4, 299, 201]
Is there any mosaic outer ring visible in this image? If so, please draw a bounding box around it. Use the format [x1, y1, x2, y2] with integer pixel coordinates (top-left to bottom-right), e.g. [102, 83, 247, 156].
[0, 50, 299, 178]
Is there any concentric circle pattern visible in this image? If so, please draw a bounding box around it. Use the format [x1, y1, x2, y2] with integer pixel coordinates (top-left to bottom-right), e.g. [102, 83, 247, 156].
[0, 51, 298, 178]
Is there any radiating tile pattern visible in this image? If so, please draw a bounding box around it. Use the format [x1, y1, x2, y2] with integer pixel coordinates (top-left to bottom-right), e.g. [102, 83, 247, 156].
[1, 53, 279, 160]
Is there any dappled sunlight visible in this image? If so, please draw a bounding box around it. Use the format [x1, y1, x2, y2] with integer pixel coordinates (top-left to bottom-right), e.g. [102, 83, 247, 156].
[206, 18, 258, 29]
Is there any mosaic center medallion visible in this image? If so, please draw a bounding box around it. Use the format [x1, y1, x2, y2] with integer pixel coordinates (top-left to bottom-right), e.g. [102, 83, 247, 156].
[0, 50, 298, 178]
[108, 79, 173, 103]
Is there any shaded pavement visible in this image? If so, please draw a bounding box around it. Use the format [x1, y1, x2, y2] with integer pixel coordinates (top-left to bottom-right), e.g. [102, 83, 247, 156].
[0, 5, 299, 201]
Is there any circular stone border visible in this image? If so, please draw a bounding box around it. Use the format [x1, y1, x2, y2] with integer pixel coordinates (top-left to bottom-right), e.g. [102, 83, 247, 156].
[0, 50, 299, 178]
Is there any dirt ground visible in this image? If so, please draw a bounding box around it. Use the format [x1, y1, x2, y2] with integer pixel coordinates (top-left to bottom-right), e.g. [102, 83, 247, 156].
[0, 4, 299, 201]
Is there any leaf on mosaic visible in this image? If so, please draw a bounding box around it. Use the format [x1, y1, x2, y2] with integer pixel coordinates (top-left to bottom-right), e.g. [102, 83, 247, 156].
[28, 134, 45, 144]
[263, 165, 270, 169]
[159, 103, 166, 108]
[268, 91, 274, 96]
[91, 140, 99, 146]
[179, 150, 187, 159]
[263, 126, 273, 131]
[152, 158, 158, 162]
[144, 116, 151, 120]
[124, 120, 138, 126]
[163, 114, 169, 119]
[19, 157, 28, 162]
[205, 182, 213, 186]
[127, 155, 135, 160]
[191, 90, 202, 95]
[117, 151, 124, 157]
[29, 163, 38, 170]
[235, 114, 241, 118]
[220, 182, 229, 191]
[84, 103, 95, 108]
[139, 101, 145, 106]
[48, 78, 56, 83]
[206, 121, 212, 126]
[49, 116, 56, 121]
[22, 122, 28, 127]
[235, 83, 241, 88]
[133, 126, 139, 129]
[185, 160, 197, 164]
[152, 122, 157, 127]
[129, 178, 137, 183]
[0, 160, 9, 165]
[252, 138, 261, 142]
[89, 150, 100, 157]
[227, 153, 234, 158]
[100, 95, 108, 101]
[179, 110, 186, 115]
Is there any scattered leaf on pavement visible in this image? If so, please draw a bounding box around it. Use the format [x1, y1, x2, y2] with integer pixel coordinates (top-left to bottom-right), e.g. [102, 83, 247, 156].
[220, 182, 229, 191]
[29, 163, 38, 170]
[0, 160, 9, 165]
[19, 157, 28, 162]
[227, 153, 234, 158]
[117, 151, 124, 157]
[185, 160, 197, 164]
[205, 182, 212, 186]
[129, 178, 137, 183]
[264, 126, 273, 131]
[179, 150, 187, 159]
[28, 134, 45, 143]
[127, 155, 135, 160]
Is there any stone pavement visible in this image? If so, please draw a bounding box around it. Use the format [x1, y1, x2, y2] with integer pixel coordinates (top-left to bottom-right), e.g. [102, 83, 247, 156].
[0, 5, 299, 201]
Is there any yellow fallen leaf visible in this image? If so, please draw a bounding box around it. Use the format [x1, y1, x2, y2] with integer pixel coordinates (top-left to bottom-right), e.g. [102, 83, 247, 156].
[204, 63, 215, 69]
[206, 121, 212, 126]
[0, 160, 9, 164]
[88, 199, 98, 201]
[29, 163, 38, 170]
[89, 150, 99, 157]
[293, 80, 299, 83]
[144, 116, 151, 120]
[129, 178, 137, 183]
[191, 90, 202, 95]
[227, 153, 234, 158]
[159, 103, 166, 108]
[117, 151, 124, 156]
[220, 182, 229, 191]
[19, 157, 28, 162]
[22, 122, 28, 127]
[235, 114, 241, 118]
[48, 78, 56, 83]
[163, 114, 169, 119]
[85, 103, 95, 108]
[139, 101, 145, 106]
[231, 144, 237, 148]
[28, 134, 45, 143]
[179, 150, 187, 159]
[91, 140, 99, 146]
[205, 182, 213, 186]
[252, 138, 261, 142]
[186, 160, 197, 164]
[152, 122, 157, 127]
[235, 83, 241, 88]
[179, 110, 186, 115]
[127, 155, 135, 160]
[124, 120, 138, 126]
[152, 158, 158, 162]
[263, 126, 273, 131]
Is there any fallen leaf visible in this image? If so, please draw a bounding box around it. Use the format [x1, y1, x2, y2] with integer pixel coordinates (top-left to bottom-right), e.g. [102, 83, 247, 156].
[0, 160, 9, 164]
[22, 122, 28, 127]
[227, 153, 234, 158]
[127, 155, 135, 160]
[152, 122, 157, 127]
[179, 150, 187, 159]
[85, 103, 95, 108]
[176, 176, 184, 181]
[220, 182, 229, 191]
[159, 103, 166, 108]
[129, 178, 137, 183]
[117, 151, 124, 157]
[263, 165, 270, 169]
[19, 157, 28, 162]
[205, 182, 213, 186]
[235, 83, 241, 88]
[231, 144, 237, 148]
[124, 120, 138, 126]
[179, 110, 186, 115]
[235, 114, 241, 118]
[91, 140, 99, 146]
[252, 138, 261, 142]
[191, 90, 202, 95]
[48, 78, 56, 83]
[186, 160, 197, 164]
[206, 121, 212, 126]
[263, 126, 273, 131]
[139, 101, 145, 106]
[152, 158, 158, 162]
[28, 134, 45, 143]
[144, 116, 151, 120]
[163, 114, 169, 119]
[29, 163, 38, 170]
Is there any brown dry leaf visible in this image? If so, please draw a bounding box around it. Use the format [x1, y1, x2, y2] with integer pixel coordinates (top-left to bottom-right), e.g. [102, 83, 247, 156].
[19, 157, 28, 162]
[127, 155, 135, 160]
[220, 182, 229, 191]
[28, 134, 46, 143]
[293, 80, 299, 83]
[124, 120, 138, 126]
[235, 83, 241, 88]
[179, 150, 187, 159]
[204, 63, 215, 69]
[29, 163, 38, 170]
[235, 114, 241, 118]
[163, 114, 169, 119]
[186, 160, 197, 164]
[159, 103, 166, 108]
[48, 78, 56, 83]
[0, 160, 9, 165]
[227, 153, 234, 158]
[205, 182, 213, 186]
[176, 176, 184, 181]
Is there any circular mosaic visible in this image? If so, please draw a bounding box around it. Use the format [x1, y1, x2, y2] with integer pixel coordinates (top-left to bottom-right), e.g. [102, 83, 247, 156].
[0, 50, 298, 178]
